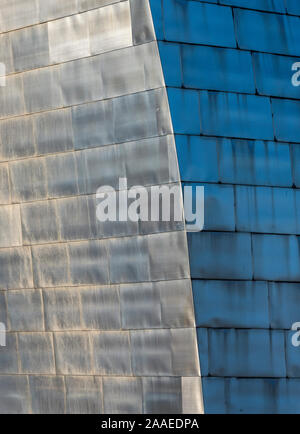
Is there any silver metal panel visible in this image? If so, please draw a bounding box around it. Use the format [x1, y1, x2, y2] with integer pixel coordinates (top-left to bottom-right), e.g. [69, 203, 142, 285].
[68, 240, 109, 285]
[66, 376, 103, 415]
[114, 88, 172, 143]
[11, 23, 50, 72]
[138, 184, 185, 236]
[129, 0, 156, 45]
[18, 333, 55, 374]
[54, 332, 93, 375]
[88, 2, 132, 55]
[80, 285, 121, 330]
[148, 231, 190, 281]
[181, 377, 204, 414]
[31, 244, 70, 287]
[0, 333, 19, 374]
[0, 0, 39, 32]
[33, 109, 74, 155]
[0, 247, 33, 290]
[0, 376, 31, 414]
[0, 205, 22, 248]
[21, 201, 59, 244]
[0, 75, 25, 118]
[23, 66, 63, 113]
[158, 280, 195, 328]
[0, 0, 201, 413]
[57, 196, 92, 241]
[0, 164, 11, 205]
[0, 34, 14, 75]
[45, 153, 79, 198]
[72, 100, 114, 150]
[10, 158, 48, 202]
[103, 377, 142, 414]
[123, 135, 179, 189]
[92, 331, 132, 375]
[60, 56, 103, 106]
[43, 288, 82, 331]
[170, 329, 200, 376]
[0, 117, 36, 161]
[108, 236, 150, 284]
[39, 0, 79, 22]
[0, 292, 7, 326]
[79, 0, 120, 12]
[79, 145, 125, 193]
[29, 376, 65, 414]
[120, 282, 162, 329]
[142, 377, 182, 414]
[48, 13, 90, 64]
[100, 43, 164, 100]
[6, 290, 44, 332]
[131, 329, 173, 376]
[88, 193, 139, 239]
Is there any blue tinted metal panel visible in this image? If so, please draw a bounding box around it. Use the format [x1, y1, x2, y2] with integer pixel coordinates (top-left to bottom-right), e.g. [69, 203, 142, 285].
[234, 9, 300, 56]
[182, 45, 255, 93]
[218, 139, 293, 187]
[167, 88, 200, 134]
[270, 282, 300, 329]
[285, 0, 300, 15]
[253, 234, 300, 281]
[286, 331, 300, 377]
[235, 186, 297, 235]
[253, 53, 300, 99]
[149, 0, 164, 40]
[277, 380, 300, 414]
[183, 182, 235, 231]
[272, 98, 300, 143]
[220, 0, 286, 12]
[202, 378, 227, 414]
[199, 91, 274, 140]
[188, 232, 253, 280]
[193, 280, 269, 329]
[175, 135, 219, 183]
[228, 378, 280, 414]
[292, 144, 300, 187]
[163, 0, 236, 47]
[208, 329, 286, 378]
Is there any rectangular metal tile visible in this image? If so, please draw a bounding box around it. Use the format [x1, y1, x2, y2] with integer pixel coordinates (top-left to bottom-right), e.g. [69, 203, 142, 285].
[0, 117, 36, 161]
[31, 244, 70, 287]
[92, 331, 132, 375]
[6, 290, 43, 332]
[68, 240, 109, 285]
[43, 288, 82, 331]
[29, 376, 65, 414]
[11, 23, 50, 72]
[80, 285, 121, 330]
[48, 13, 90, 63]
[18, 332, 55, 374]
[103, 377, 142, 414]
[23, 66, 63, 113]
[21, 201, 59, 244]
[66, 376, 103, 415]
[33, 108, 74, 155]
[54, 332, 93, 375]
[88, 2, 132, 55]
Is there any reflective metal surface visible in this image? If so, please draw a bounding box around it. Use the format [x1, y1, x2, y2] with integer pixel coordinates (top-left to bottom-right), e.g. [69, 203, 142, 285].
[0, 0, 201, 414]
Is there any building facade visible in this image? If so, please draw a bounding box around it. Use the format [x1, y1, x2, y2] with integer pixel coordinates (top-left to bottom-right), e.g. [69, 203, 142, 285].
[0, 0, 299, 414]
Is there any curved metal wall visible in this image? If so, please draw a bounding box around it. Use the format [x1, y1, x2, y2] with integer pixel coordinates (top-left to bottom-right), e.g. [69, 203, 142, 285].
[0, 0, 203, 414]
[150, 0, 300, 414]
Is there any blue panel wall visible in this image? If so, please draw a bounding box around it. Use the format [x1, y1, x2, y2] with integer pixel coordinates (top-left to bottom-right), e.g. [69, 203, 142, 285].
[150, 0, 300, 414]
